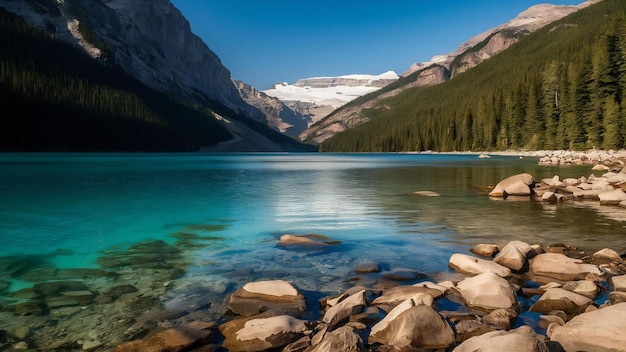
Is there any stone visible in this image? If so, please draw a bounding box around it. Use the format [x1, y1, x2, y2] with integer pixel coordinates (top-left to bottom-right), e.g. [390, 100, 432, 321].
[541, 191, 557, 202]
[482, 308, 518, 330]
[382, 269, 424, 281]
[14, 301, 43, 316]
[449, 253, 511, 277]
[504, 180, 532, 197]
[453, 326, 549, 352]
[455, 271, 518, 312]
[309, 326, 366, 352]
[538, 314, 565, 329]
[612, 275, 626, 292]
[493, 240, 534, 271]
[413, 191, 440, 197]
[593, 248, 624, 263]
[369, 303, 454, 350]
[352, 260, 379, 274]
[13, 341, 29, 350]
[529, 288, 592, 317]
[221, 314, 307, 352]
[82, 340, 103, 351]
[282, 335, 311, 352]
[592, 164, 610, 171]
[322, 290, 366, 329]
[228, 280, 306, 317]
[530, 253, 601, 284]
[454, 320, 497, 342]
[598, 189, 626, 205]
[278, 234, 340, 249]
[562, 280, 598, 299]
[113, 326, 212, 352]
[608, 291, 626, 304]
[549, 302, 626, 352]
[371, 285, 443, 311]
[489, 173, 534, 197]
[470, 244, 499, 257]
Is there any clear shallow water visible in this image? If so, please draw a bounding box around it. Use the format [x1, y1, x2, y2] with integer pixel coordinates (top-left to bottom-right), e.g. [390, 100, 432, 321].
[1, 153, 626, 309]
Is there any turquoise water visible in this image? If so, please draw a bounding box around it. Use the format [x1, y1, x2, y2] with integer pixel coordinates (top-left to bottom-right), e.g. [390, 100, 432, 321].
[1, 153, 626, 307]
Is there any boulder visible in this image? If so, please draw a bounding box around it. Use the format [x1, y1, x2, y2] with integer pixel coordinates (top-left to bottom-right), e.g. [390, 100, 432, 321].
[352, 260, 380, 274]
[541, 191, 557, 203]
[309, 326, 366, 352]
[455, 271, 518, 312]
[529, 288, 592, 317]
[221, 314, 307, 352]
[228, 280, 306, 317]
[530, 253, 601, 284]
[413, 191, 440, 197]
[322, 290, 366, 329]
[382, 269, 425, 281]
[453, 326, 549, 352]
[549, 302, 626, 352]
[612, 275, 626, 292]
[369, 303, 454, 350]
[470, 244, 499, 257]
[598, 189, 626, 205]
[112, 326, 212, 352]
[489, 173, 534, 197]
[593, 248, 624, 263]
[608, 291, 626, 304]
[372, 285, 443, 311]
[562, 280, 598, 299]
[278, 234, 340, 249]
[493, 240, 534, 271]
[449, 253, 511, 277]
[454, 320, 497, 342]
[482, 308, 518, 330]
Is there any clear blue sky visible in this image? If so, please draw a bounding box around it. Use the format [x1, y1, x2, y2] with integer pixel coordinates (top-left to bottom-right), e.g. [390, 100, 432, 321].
[171, 0, 583, 89]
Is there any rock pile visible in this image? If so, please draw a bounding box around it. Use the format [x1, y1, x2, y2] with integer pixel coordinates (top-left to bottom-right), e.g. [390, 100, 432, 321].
[534, 149, 626, 168]
[198, 239, 625, 351]
[489, 169, 626, 207]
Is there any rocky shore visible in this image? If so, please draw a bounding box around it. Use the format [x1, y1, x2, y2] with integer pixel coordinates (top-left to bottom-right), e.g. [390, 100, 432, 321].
[107, 236, 625, 352]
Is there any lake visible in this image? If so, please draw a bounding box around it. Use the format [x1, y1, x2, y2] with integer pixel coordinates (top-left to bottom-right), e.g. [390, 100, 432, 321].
[1, 153, 625, 348]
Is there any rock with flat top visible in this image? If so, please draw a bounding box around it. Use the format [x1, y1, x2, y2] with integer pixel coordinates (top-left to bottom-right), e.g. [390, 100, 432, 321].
[449, 253, 511, 277]
[562, 280, 598, 299]
[228, 280, 306, 317]
[599, 189, 626, 205]
[593, 248, 623, 263]
[456, 271, 518, 312]
[530, 253, 601, 284]
[493, 240, 534, 271]
[453, 326, 549, 352]
[220, 314, 307, 352]
[470, 244, 499, 257]
[530, 288, 592, 316]
[612, 275, 626, 292]
[322, 290, 366, 329]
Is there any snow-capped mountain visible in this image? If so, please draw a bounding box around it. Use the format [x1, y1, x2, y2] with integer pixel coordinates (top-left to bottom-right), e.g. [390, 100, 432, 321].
[258, 71, 398, 133]
[403, 0, 600, 76]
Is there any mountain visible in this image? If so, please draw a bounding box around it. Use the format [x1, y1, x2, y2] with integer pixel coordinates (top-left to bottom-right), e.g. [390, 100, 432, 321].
[259, 71, 399, 137]
[302, 0, 598, 145]
[0, 0, 313, 151]
[319, 0, 626, 152]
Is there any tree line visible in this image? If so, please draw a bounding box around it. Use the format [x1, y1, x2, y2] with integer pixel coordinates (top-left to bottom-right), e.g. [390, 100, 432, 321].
[320, 0, 626, 152]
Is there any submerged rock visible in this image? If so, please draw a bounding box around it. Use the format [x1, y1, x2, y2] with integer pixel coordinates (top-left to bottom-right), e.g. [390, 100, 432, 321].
[113, 325, 212, 352]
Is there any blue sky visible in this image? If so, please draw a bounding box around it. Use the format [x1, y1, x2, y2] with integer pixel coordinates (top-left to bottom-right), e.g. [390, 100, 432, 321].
[171, 0, 583, 89]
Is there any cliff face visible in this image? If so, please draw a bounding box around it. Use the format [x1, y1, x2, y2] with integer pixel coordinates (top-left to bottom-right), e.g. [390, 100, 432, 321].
[234, 80, 308, 138]
[0, 0, 263, 119]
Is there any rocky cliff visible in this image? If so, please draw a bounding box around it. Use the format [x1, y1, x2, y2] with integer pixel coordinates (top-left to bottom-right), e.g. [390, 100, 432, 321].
[0, 0, 316, 151]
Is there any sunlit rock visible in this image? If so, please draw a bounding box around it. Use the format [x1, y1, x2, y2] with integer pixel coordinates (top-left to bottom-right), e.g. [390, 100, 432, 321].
[449, 253, 511, 277]
[455, 271, 518, 312]
[548, 302, 626, 352]
[529, 288, 592, 317]
[530, 253, 601, 283]
[453, 326, 549, 352]
[489, 173, 534, 197]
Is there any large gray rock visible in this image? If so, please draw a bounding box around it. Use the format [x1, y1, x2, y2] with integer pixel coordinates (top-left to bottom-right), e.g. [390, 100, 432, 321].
[453, 326, 549, 352]
[549, 302, 626, 352]
[449, 253, 511, 277]
[309, 326, 366, 352]
[493, 240, 534, 271]
[456, 271, 518, 311]
[368, 303, 455, 350]
[489, 173, 534, 197]
[221, 314, 307, 351]
[530, 253, 601, 283]
[322, 290, 366, 329]
[228, 280, 306, 317]
[529, 288, 592, 316]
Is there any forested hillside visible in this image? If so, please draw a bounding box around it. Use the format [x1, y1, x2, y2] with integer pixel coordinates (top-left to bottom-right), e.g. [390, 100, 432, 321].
[0, 8, 234, 151]
[320, 0, 626, 152]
